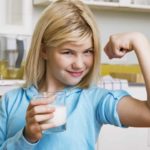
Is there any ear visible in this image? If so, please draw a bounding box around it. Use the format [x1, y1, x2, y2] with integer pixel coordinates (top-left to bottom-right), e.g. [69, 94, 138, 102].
[40, 44, 48, 60]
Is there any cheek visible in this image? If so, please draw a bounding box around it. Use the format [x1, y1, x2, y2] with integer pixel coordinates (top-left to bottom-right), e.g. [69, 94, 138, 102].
[86, 56, 94, 68]
[54, 56, 70, 68]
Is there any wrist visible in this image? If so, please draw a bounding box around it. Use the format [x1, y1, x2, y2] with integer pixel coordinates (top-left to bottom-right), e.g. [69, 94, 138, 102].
[131, 32, 148, 51]
[23, 127, 39, 143]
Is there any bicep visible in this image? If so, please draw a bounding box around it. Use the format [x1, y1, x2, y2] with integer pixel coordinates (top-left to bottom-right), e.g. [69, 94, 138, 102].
[117, 96, 150, 127]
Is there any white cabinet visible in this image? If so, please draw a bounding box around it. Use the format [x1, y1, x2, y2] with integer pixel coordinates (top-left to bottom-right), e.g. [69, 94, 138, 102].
[0, 0, 33, 35]
[33, 0, 150, 13]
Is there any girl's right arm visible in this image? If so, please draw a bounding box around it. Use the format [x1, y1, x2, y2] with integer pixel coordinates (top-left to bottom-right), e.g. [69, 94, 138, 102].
[0, 94, 55, 149]
[0, 95, 37, 150]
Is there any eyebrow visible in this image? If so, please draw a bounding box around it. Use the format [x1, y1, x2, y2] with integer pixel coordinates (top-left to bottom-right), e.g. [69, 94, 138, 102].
[61, 47, 94, 51]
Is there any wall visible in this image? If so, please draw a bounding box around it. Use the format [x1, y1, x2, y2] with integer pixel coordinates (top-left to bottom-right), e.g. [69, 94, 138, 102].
[32, 5, 150, 64]
[92, 9, 150, 64]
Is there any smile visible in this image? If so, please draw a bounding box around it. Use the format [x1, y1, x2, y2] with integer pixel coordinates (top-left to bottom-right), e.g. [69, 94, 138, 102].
[67, 71, 83, 77]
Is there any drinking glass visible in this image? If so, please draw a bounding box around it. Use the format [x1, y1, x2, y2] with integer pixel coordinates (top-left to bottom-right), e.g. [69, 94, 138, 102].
[32, 91, 67, 134]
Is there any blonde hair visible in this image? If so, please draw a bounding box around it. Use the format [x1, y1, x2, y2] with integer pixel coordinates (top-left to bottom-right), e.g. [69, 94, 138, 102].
[25, 0, 101, 89]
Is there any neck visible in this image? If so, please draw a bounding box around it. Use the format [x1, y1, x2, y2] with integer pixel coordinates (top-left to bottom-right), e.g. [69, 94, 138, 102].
[39, 79, 65, 93]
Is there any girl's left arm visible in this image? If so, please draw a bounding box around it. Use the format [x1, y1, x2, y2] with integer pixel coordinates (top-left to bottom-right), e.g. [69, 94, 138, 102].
[104, 32, 150, 127]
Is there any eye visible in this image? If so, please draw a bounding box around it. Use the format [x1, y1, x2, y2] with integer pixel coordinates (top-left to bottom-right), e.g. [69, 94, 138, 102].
[61, 50, 73, 55]
[62, 51, 72, 55]
[84, 49, 94, 55]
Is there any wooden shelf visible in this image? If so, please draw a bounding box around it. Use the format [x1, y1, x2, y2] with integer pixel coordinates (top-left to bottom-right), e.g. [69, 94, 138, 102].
[33, 0, 150, 13]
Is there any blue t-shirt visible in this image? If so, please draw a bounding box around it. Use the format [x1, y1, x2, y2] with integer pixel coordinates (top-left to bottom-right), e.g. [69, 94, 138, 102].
[0, 85, 129, 150]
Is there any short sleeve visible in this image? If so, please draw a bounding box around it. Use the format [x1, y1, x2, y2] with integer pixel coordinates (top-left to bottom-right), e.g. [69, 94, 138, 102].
[96, 90, 130, 127]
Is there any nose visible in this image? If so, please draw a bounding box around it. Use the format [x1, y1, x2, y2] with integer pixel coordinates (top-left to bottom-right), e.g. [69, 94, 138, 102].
[72, 55, 85, 70]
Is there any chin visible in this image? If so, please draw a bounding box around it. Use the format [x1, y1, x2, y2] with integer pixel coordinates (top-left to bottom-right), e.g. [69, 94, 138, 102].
[63, 79, 82, 86]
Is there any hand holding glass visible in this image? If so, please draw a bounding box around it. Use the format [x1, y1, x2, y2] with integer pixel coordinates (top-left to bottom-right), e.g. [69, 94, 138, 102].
[32, 91, 67, 134]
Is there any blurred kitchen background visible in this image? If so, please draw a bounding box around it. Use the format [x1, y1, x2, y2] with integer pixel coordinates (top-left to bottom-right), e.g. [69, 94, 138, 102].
[0, 0, 150, 82]
[0, 0, 150, 150]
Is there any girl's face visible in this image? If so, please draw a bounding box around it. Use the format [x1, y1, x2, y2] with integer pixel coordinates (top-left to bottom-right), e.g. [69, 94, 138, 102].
[43, 37, 94, 89]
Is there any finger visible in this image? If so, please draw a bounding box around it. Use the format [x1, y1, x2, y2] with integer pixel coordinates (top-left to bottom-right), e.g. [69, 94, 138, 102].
[108, 38, 128, 58]
[104, 42, 114, 59]
[104, 42, 109, 53]
[40, 123, 56, 131]
[29, 105, 55, 116]
[32, 94, 56, 102]
[28, 96, 55, 111]
[28, 105, 55, 117]
[113, 48, 127, 58]
[28, 113, 54, 124]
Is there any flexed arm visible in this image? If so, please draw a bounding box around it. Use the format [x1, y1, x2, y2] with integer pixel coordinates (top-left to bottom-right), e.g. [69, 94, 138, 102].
[104, 32, 150, 127]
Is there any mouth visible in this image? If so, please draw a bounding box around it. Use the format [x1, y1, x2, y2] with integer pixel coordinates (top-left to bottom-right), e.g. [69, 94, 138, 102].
[67, 71, 84, 78]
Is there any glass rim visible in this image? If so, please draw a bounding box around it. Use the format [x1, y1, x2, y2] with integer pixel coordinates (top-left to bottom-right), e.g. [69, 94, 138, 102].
[32, 90, 66, 98]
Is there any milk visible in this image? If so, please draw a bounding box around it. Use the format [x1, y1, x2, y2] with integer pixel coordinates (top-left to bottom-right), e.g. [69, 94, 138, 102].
[46, 105, 67, 126]
[43, 105, 67, 134]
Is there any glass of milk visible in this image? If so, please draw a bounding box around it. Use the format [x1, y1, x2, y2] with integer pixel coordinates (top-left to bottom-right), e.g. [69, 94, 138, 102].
[32, 91, 67, 134]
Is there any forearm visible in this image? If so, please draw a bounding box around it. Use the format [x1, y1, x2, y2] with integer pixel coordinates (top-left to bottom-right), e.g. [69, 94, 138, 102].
[0, 129, 37, 150]
[133, 33, 150, 101]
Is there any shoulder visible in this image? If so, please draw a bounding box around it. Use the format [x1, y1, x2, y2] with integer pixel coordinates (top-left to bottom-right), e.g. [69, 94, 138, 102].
[83, 85, 129, 98]
[82, 85, 109, 98]
[0, 85, 38, 115]
[0, 85, 37, 112]
[81, 86, 129, 104]
[0, 87, 25, 107]
[2, 85, 38, 103]
[0, 88, 24, 114]
[5, 87, 24, 97]
[75, 86, 109, 106]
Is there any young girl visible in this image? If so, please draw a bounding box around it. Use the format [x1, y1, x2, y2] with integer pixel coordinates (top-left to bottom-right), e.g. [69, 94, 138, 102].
[0, 0, 150, 150]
